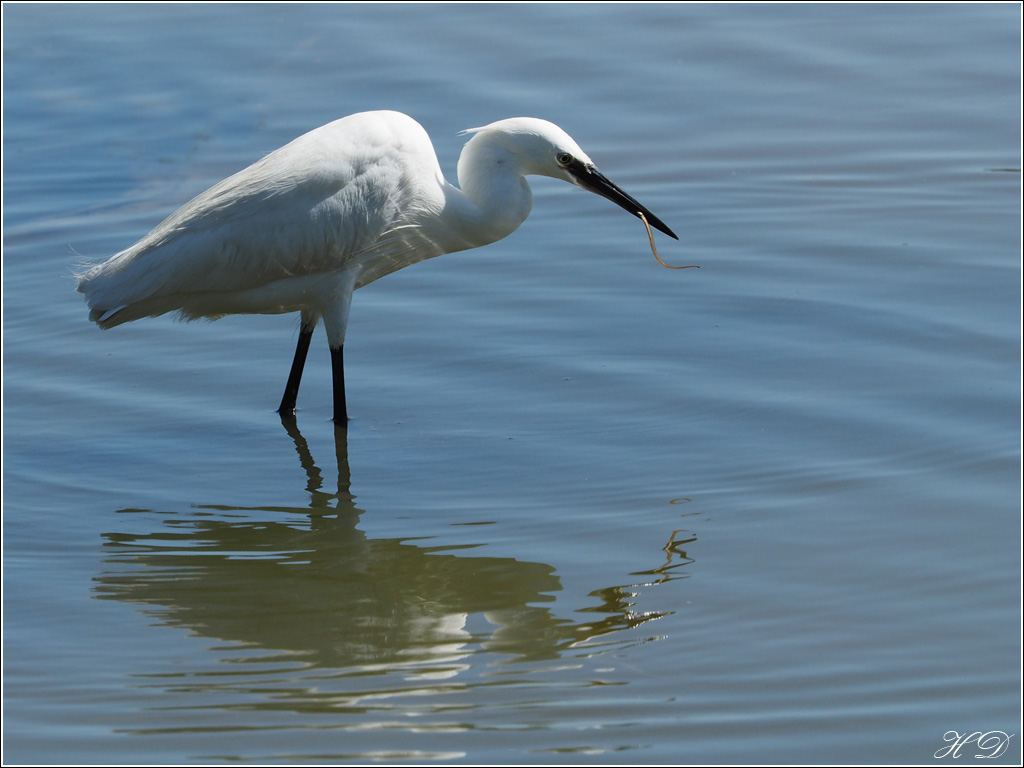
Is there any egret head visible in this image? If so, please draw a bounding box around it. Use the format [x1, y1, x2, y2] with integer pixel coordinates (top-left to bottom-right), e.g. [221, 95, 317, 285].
[459, 118, 677, 240]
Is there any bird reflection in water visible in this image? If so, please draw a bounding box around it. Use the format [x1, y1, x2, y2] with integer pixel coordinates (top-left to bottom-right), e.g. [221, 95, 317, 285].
[95, 417, 697, 675]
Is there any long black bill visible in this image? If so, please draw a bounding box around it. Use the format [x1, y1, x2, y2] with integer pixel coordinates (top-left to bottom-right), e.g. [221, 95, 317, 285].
[567, 159, 679, 240]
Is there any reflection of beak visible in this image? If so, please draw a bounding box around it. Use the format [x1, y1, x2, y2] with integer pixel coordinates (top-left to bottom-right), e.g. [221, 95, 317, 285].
[567, 159, 679, 240]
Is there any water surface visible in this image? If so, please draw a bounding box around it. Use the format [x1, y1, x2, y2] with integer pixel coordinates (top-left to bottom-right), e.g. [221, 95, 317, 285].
[3, 4, 1020, 764]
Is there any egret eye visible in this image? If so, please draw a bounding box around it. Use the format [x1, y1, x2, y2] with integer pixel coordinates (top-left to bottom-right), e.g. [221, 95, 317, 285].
[556, 152, 573, 168]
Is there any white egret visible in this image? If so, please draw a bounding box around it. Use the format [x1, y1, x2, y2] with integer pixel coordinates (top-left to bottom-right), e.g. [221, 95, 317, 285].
[77, 110, 678, 422]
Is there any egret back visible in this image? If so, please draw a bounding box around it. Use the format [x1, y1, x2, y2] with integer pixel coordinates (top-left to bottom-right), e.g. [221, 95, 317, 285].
[78, 112, 450, 327]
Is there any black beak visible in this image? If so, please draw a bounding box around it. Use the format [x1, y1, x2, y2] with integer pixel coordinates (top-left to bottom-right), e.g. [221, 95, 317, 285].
[567, 159, 679, 240]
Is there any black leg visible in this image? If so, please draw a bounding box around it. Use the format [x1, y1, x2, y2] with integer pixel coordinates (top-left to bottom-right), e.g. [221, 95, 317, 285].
[278, 323, 314, 416]
[331, 344, 348, 424]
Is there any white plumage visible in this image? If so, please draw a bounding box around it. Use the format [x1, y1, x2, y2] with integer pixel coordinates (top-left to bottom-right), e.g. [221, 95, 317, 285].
[78, 110, 677, 422]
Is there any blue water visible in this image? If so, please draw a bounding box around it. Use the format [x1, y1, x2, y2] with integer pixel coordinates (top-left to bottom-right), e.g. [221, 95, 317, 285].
[3, 4, 1020, 764]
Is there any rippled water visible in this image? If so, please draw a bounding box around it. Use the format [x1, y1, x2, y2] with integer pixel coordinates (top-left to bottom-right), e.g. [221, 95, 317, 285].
[3, 4, 1020, 764]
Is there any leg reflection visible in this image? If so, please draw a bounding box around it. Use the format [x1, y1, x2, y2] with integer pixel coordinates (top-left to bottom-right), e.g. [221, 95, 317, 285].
[279, 415, 355, 517]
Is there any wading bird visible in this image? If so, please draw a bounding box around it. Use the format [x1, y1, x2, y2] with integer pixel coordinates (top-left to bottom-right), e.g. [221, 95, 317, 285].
[78, 110, 678, 422]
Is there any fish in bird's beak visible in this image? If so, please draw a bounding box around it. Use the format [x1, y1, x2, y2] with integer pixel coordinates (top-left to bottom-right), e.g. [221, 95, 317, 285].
[564, 158, 679, 240]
